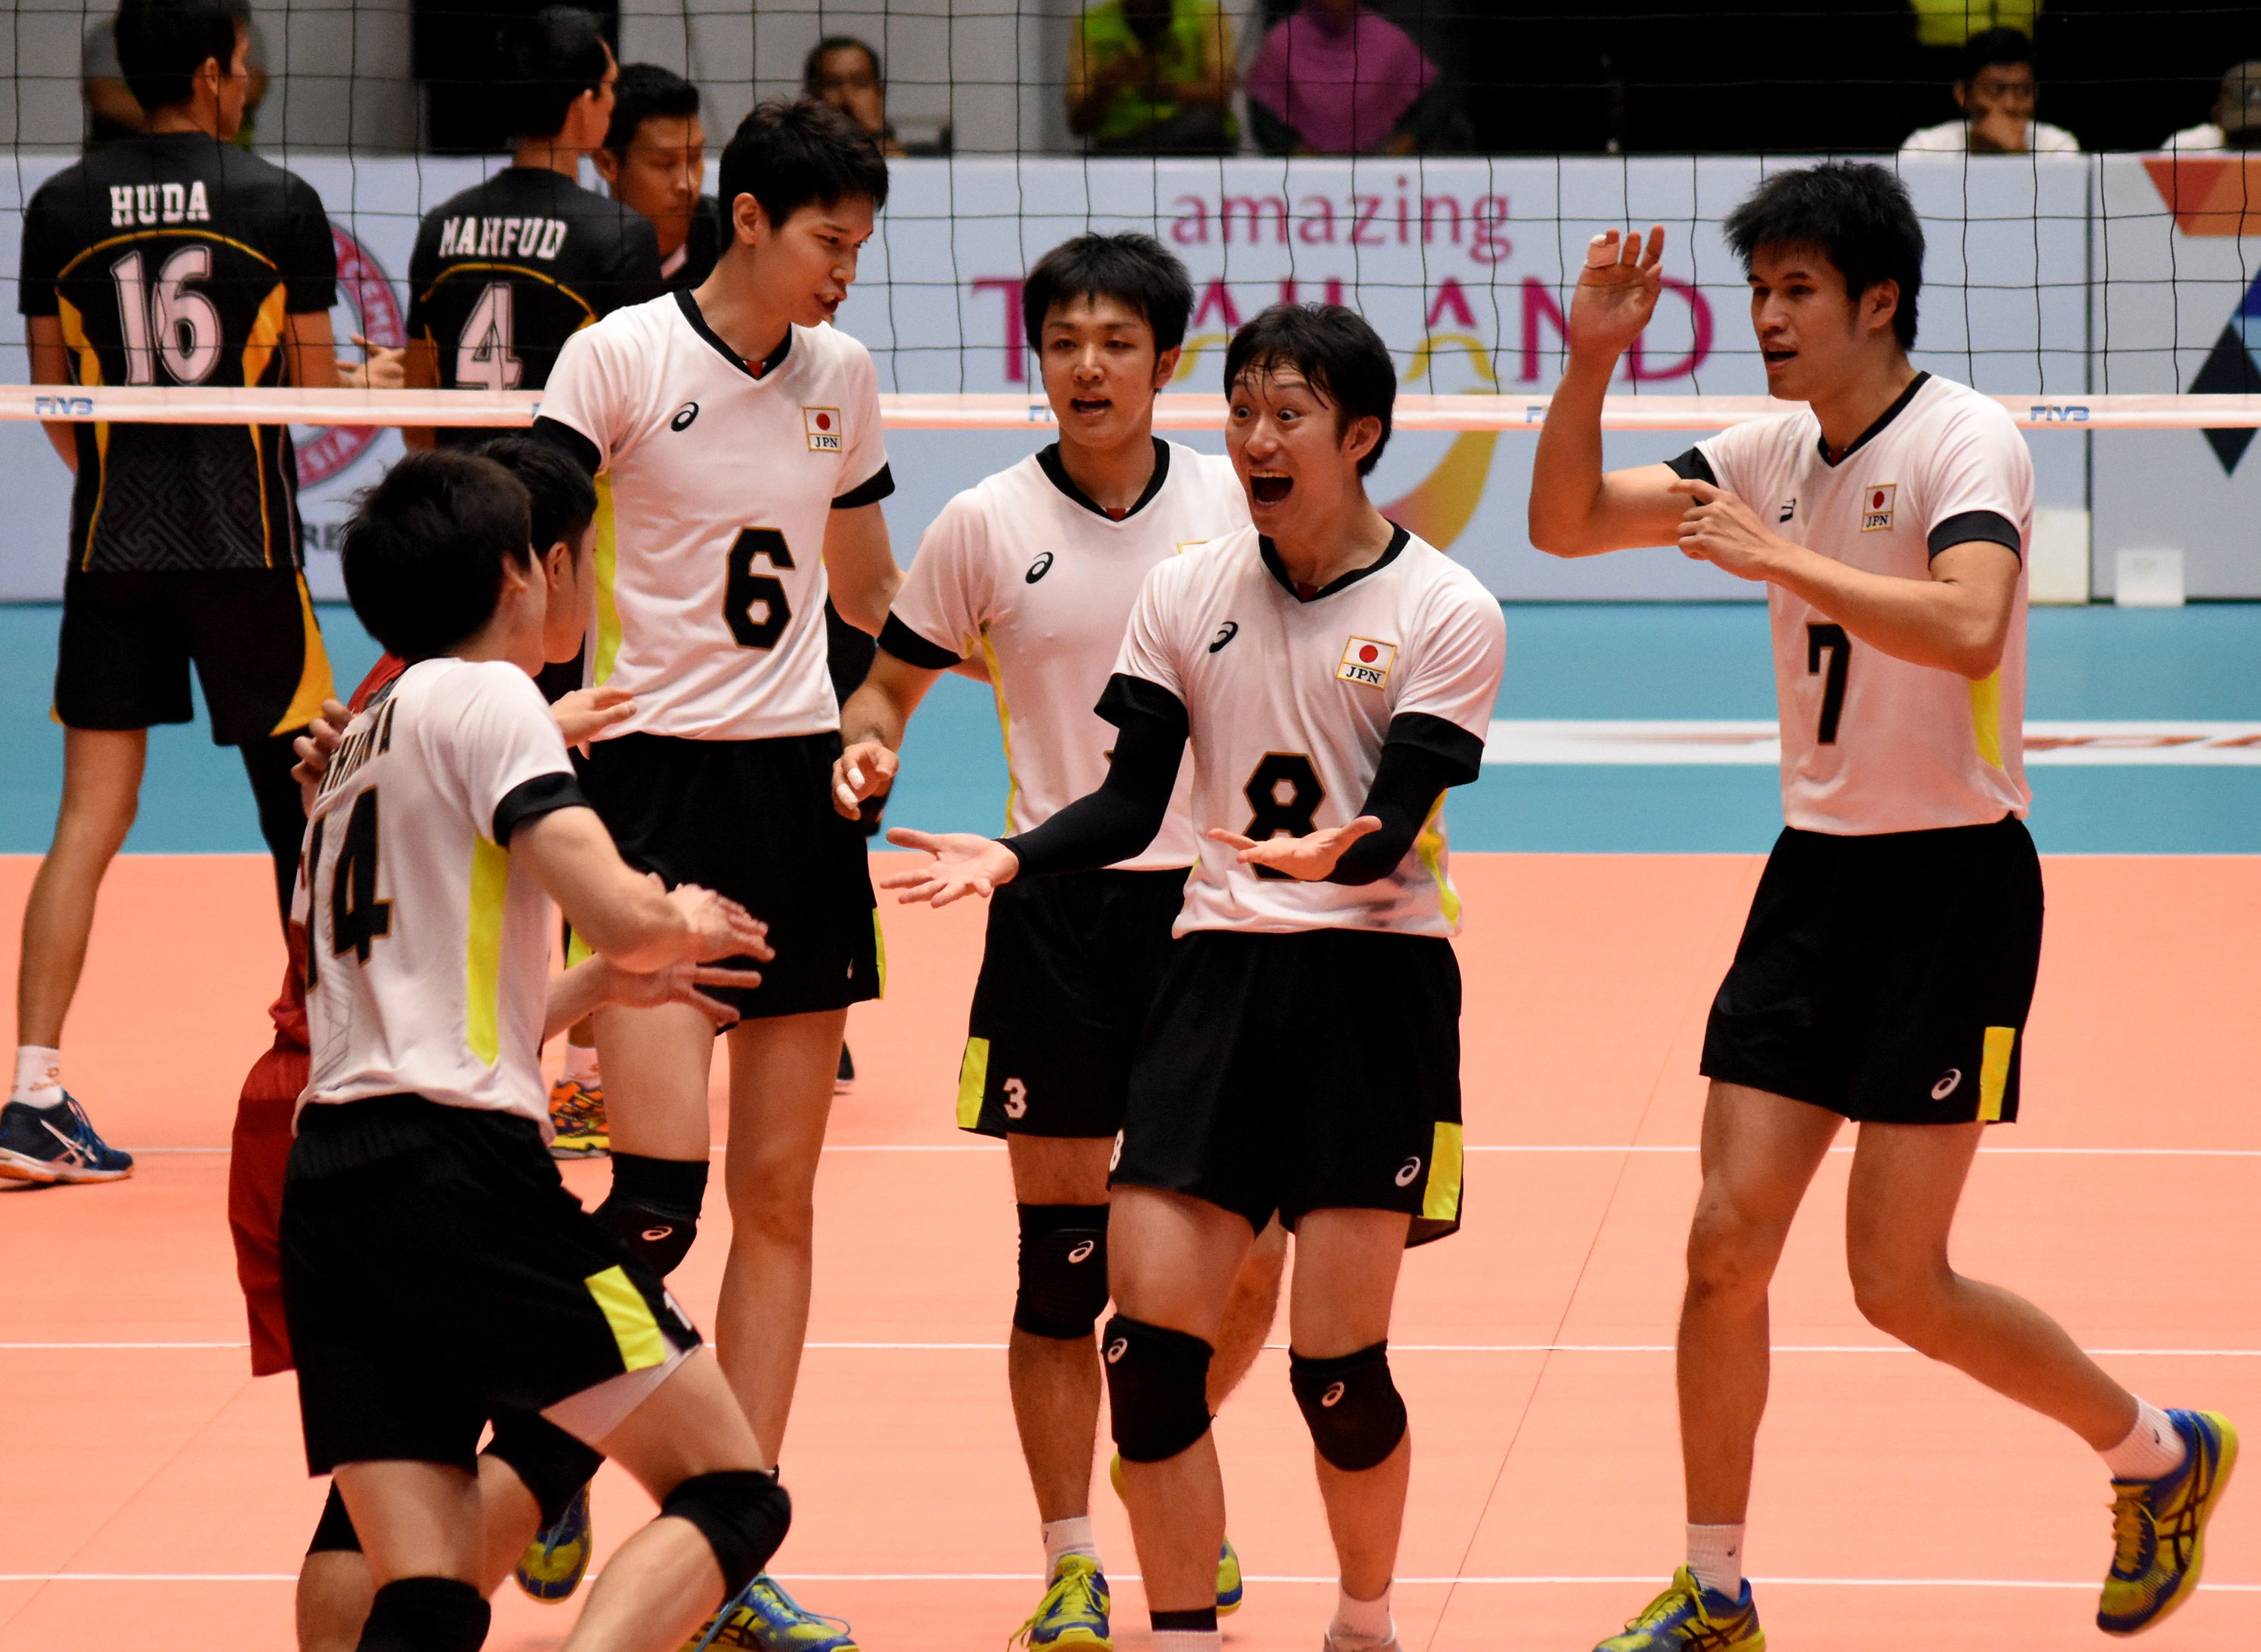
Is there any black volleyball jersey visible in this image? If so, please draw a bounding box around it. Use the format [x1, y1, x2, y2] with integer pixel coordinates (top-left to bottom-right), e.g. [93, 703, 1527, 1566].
[18, 131, 338, 573]
[406, 167, 663, 446]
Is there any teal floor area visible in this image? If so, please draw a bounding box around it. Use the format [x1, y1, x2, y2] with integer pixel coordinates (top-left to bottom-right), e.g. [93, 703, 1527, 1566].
[0, 602, 2254, 856]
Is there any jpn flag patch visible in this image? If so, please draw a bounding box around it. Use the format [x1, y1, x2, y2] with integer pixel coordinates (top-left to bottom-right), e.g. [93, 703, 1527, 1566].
[803, 407, 843, 451]
[1338, 636, 1397, 688]
[1860, 482, 1896, 531]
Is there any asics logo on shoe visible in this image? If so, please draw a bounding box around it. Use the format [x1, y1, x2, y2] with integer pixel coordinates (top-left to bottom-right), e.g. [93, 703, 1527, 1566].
[1209, 620, 1240, 653]
[672, 401, 700, 431]
[1932, 1069, 1963, 1100]
[1026, 552, 1055, 583]
[641, 1225, 675, 1243]
[1067, 1241, 1096, 1264]
[1320, 1381, 1346, 1407]
[1105, 1338, 1128, 1363]
[1394, 1155, 1421, 1187]
[1003, 1077, 1029, 1118]
[40, 1120, 88, 1164]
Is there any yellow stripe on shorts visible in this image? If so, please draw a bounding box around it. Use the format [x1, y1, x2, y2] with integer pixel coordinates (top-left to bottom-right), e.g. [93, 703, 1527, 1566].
[584, 1265, 671, 1372]
[872, 909, 887, 998]
[956, 1037, 990, 1130]
[1978, 1026, 2018, 1122]
[1422, 1121, 1464, 1223]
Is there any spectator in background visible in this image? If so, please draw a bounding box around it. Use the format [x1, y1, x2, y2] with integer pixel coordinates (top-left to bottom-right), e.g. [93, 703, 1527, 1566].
[1066, 0, 1235, 154]
[595, 63, 719, 287]
[805, 35, 908, 157]
[83, 6, 267, 145]
[1902, 26, 2077, 154]
[1246, 0, 1449, 155]
[2165, 60, 2261, 151]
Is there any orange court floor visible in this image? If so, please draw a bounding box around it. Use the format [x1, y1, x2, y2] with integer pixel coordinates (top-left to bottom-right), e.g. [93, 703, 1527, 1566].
[2, 850, 2257, 1652]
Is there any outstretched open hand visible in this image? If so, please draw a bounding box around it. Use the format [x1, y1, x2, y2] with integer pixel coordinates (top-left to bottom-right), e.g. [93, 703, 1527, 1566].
[1568, 225, 1667, 360]
[880, 827, 1020, 907]
[1207, 817, 1381, 882]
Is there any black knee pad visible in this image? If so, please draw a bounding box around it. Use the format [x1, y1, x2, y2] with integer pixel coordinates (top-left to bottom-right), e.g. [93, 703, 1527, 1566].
[595, 1152, 710, 1277]
[661, 1469, 791, 1599]
[1290, 1341, 1407, 1472]
[356, 1577, 489, 1652]
[306, 1481, 362, 1555]
[1102, 1314, 1213, 1464]
[1014, 1204, 1110, 1339]
[485, 1412, 604, 1531]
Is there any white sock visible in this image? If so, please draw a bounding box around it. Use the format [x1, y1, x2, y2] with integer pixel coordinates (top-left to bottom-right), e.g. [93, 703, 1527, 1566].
[564, 1042, 600, 1086]
[1151, 1634, 1221, 1652]
[1327, 1583, 1394, 1647]
[1040, 1515, 1098, 1576]
[11, 1045, 62, 1109]
[1686, 1522, 1745, 1599]
[2102, 1400, 2188, 1482]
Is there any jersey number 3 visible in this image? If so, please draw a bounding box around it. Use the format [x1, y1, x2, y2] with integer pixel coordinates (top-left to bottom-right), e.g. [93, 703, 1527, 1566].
[1241, 753, 1325, 881]
[725, 528, 794, 650]
[304, 790, 393, 987]
[1806, 623, 1849, 745]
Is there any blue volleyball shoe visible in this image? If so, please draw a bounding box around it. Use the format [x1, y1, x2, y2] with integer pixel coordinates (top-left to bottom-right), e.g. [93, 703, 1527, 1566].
[1011, 1554, 1112, 1650]
[0, 1094, 133, 1183]
[690, 1575, 857, 1652]
[1595, 1568, 1765, 1651]
[2099, 1409, 2238, 1635]
[513, 1479, 594, 1601]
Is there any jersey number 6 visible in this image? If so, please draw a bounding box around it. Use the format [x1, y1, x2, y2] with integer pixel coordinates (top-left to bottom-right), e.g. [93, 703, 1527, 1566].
[1806, 623, 1849, 745]
[1241, 752, 1326, 881]
[725, 528, 795, 650]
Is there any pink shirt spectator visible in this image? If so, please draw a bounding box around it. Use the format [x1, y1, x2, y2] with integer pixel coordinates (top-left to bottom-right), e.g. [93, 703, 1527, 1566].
[1246, 2, 1435, 155]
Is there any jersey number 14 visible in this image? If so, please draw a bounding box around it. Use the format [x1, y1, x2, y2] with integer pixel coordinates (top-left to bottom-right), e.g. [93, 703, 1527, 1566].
[304, 790, 393, 987]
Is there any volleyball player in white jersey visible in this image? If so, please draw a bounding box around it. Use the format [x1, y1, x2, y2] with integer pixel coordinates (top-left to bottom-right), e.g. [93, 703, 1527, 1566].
[532, 99, 898, 1651]
[830, 232, 1285, 1648]
[1528, 162, 2233, 1651]
[886, 304, 1505, 1652]
[283, 448, 793, 1652]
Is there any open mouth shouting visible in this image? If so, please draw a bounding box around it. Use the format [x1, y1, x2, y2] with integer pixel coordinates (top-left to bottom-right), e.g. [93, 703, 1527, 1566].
[1068, 396, 1113, 418]
[1250, 472, 1293, 504]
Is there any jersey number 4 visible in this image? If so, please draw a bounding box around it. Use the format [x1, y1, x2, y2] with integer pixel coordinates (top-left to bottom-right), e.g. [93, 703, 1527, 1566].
[304, 790, 393, 987]
[456, 282, 525, 390]
[725, 528, 794, 650]
[109, 246, 221, 386]
[1806, 623, 1849, 745]
[1241, 753, 1325, 880]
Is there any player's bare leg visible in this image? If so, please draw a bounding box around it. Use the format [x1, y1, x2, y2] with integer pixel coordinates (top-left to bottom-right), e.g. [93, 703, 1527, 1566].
[1106, 1186, 1256, 1611]
[593, 1000, 714, 1164]
[1008, 1134, 1117, 1519]
[331, 1461, 485, 1588]
[17, 727, 144, 1046]
[1211, 1217, 1287, 1408]
[1845, 1117, 2136, 1446]
[719, 1006, 849, 1456]
[1289, 1208, 1413, 1604]
[1678, 1081, 1840, 1521]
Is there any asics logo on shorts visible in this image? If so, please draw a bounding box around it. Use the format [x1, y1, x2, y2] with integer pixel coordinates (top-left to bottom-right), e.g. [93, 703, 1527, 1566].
[671, 401, 699, 431]
[1068, 1240, 1096, 1264]
[1394, 1155, 1422, 1187]
[1026, 552, 1054, 583]
[1931, 1069, 1963, 1100]
[1105, 1337, 1128, 1363]
[1002, 1077, 1028, 1118]
[1110, 1130, 1124, 1171]
[641, 1225, 675, 1243]
[1320, 1381, 1346, 1407]
[1209, 620, 1240, 653]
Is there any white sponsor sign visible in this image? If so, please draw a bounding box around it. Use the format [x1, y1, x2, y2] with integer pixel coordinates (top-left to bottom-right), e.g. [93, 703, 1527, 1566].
[1483, 720, 2261, 765]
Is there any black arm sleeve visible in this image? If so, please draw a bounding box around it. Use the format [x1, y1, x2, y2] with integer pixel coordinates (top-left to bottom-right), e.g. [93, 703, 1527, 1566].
[1326, 713, 1487, 886]
[1663, 446, 1716, 485]
[531, 416, 601, 478]
[1000, 675, 1189, 878]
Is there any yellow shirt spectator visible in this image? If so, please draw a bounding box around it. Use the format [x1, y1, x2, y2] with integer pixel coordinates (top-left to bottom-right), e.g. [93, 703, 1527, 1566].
[1067, 0, 1237, 152]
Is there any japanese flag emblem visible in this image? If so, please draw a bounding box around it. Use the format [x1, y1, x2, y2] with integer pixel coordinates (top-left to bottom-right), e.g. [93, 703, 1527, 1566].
[1338, 637, 1397, 688]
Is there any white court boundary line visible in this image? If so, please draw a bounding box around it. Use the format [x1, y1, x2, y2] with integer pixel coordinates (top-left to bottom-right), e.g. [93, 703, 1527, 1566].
[12, 1340, 2261, 1357]
[6, 1571, 2259, 1591]
[113, 1143, 2261, 1158]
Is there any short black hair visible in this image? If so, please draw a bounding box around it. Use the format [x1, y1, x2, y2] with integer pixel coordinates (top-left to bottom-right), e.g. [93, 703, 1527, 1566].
[115, 0, 248, 113]
[714, 99, 889, 238]
[1022, 234, 1194, 355]
[1721, 161, 1924, 351]
[604, 61, 699, 154]
[1959, 26, 2034, 83]
[342, 451, 534, 663]
[1222, 304, 1397, 476]
[479, 435, 598, 560]
[803, 35, 882, 94]
[497, 5, 613, 142]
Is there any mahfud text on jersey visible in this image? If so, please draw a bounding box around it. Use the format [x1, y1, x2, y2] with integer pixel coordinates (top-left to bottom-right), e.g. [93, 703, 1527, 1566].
[437, 217, 571, 261]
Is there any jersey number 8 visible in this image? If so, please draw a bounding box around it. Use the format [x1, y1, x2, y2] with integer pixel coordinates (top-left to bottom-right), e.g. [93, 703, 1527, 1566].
[1241, 752, 1326, 881]
[725, 528, 795, 650]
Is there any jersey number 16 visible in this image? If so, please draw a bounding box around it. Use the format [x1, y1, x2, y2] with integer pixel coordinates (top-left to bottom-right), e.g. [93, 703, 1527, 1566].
[110, 246, 221, 386]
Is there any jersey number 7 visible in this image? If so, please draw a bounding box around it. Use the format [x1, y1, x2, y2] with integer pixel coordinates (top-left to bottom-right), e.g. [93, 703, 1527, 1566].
[304, 790, 393, 987]
[1806, 623, 1849, 745]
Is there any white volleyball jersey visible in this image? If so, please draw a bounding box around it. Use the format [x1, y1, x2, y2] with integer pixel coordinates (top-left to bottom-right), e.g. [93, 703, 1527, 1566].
[539, 290, 892, 740]
[888, 440, 1249, 870]
[1686, 373, 2032, 836]
[298, 659, 583, 1134]
[1115, 525, 1504, 936]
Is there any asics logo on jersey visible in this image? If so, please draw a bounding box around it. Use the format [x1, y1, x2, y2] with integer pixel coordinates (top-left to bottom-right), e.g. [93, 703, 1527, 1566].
[1105, 1337, 1128, 1363]
[1209, 621, 1240, 653]
[1002, 1077, 1029, 1118]
[671, 401, 700, 432]
[1026, 552, 1055, 583]
[1394, 1155, 1422, 1187]
[1932, 1069, 1963, 1100]
[1067, 1241, 1097, 1265]
[1320, 1381, 1347, 1407]
[1778, 497, 1797, 523]
[642, 1225, 676, 1243]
